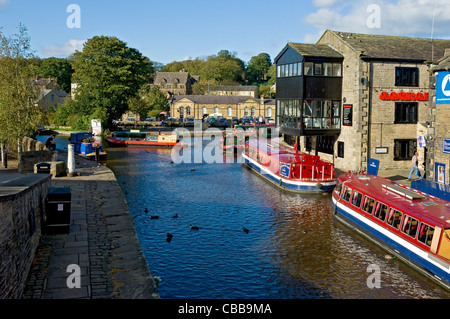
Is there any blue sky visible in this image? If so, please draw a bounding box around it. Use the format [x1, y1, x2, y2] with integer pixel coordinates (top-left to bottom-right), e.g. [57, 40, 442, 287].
[0, 0, 449, 65]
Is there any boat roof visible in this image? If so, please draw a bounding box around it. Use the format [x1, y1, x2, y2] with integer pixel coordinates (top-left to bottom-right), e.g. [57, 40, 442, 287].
[246, 139, 328, 163]
[338, 173, 450, 229]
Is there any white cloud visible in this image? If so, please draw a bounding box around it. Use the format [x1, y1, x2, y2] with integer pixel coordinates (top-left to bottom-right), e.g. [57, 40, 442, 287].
[42, 39, 86, 57]
[303, 0, 450, 43]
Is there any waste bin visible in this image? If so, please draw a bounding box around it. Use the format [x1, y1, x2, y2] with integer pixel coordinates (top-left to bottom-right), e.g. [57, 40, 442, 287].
[44, 187, 71, 234]
[36, 162, 51, 174]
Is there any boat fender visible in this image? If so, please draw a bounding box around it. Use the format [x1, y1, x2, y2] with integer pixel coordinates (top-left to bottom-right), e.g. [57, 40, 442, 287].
[316, 183, 323, 189]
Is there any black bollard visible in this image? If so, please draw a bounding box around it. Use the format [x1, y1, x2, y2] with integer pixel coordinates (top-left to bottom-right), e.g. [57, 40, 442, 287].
[95, 146, 99, 163]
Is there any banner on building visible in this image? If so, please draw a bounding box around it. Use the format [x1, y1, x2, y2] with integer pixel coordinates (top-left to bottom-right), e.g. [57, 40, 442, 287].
[436, 71, 450, 105]
[367, 158, 380, 176]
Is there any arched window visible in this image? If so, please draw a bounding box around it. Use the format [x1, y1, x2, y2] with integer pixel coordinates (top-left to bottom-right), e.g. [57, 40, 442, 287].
[202, 107, 207, 115]
[186, 106, 191, 116]
[244, 107, 249, 116]
[267, 107, 272, 118]
[214, 106, 219, 114]
[179, 107, 184, 118]
[227, 107, 232, 117]
[251, 107, 255, 116]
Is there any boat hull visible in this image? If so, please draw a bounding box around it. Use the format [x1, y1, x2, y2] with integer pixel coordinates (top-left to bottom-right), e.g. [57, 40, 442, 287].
[106, 138, 177, 148]
[243, 153, 336, 193]
[332, 196, 450, 291]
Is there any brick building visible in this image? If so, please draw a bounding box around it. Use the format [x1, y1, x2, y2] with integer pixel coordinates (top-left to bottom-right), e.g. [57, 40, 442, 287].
[275, 30, 450, 173]
[171, 95, 275, 119]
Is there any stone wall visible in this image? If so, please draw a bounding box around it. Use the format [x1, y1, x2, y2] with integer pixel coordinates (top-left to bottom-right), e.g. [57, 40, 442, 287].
[0, 174, 51, 298]
[19, 137, 53, 173]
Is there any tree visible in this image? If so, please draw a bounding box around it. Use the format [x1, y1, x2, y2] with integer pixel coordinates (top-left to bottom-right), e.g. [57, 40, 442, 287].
[71, 36, 151, 127]
[146, 85, 169, 112]
[246, 53, 272, 83]
[0, 24, 44, 166]
[38, 57, 74, 92]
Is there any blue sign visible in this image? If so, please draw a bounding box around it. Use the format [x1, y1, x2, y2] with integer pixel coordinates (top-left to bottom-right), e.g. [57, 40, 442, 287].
[436, 71, 450, 104]
[279, 163, 291, 178]
[444, 138, 450, 154]
[367, 158, 380, 176]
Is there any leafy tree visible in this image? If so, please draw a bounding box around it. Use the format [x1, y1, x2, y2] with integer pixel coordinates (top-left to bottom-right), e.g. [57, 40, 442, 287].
[70, 36, 151, 127]
[0, 24, 44, 166]
[146, 85, 169, 112]
[38, 57, 74, 92]
[246, 53, 272, 83]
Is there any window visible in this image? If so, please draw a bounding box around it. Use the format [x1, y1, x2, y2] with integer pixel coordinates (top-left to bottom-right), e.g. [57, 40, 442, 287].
[324, 63, 333, 76]
[362, 196, 375, 215]
[244, 107, 249, 116]
[267, 107, 272, 118]
[418, 223, 434, 247]
[395, 67, 419, 87]
[202, 107, 207, 115]
[373, 202, 388, 222]
[337, 141, 344, 158]
[305, 62, 313, 76]
[394, 139, 416, 160]
[333, 63, 342, 76]
[186, 107, 191, 116]
[214, 107, 219, 113]
[314, 63, 323, 75]
[277, 62, 303, 78]
[401, 215, 419, 238]
[395, 102, 418, 123]
[334, 180, 342, 197]
[227, 107, 232, 117]
[341, 186, 352, 202]
[386, 208, 403, 230]
[251, 107, 255, 116]
[351, 191, 363, 208]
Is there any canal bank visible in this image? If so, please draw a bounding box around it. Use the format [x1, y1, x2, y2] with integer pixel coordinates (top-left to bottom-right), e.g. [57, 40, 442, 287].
[18, 150, 159, 299]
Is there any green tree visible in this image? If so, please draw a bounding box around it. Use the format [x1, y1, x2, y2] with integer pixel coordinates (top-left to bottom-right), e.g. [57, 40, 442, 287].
[38, 57, 74, 92]
[0, 24, 43, 166]
[146, 85, 169, 112]
[71, 36, 151, 127]
[246, 53, 272, 83]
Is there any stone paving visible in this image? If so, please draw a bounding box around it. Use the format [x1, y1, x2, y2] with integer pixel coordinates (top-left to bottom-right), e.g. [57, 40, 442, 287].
[20, 153, 159, 299]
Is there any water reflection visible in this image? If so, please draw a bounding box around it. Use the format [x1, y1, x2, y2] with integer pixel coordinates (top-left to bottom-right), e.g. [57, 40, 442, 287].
[104, 142, 450, 299]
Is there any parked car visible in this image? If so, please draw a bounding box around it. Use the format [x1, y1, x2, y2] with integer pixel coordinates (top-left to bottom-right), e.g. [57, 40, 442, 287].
[185, 117, 195, 126]
[241, 116, 253, 125]
[265, 117, 275, 124]
[144, 117, 155, 122]
[231, 117, 239, 125]
[217, 117, 228, 128]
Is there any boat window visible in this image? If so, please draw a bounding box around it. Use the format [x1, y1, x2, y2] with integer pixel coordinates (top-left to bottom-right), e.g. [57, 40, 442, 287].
[351, 191, 363, 208]
[362, 196, 375, 215]
[417, 223, 434, 247]
[373, 202, 388, 222]
[334, 180, 342, 197]
[386, 208, 403, 230]
[341, 186, 352, 202]
[401, 215, 419, 238]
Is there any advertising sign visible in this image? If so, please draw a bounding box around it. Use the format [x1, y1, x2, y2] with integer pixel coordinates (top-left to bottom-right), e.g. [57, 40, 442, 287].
[435, 162, 446, 184]
[279, 163, 291, 178]
[436, 71, 450, 105]
[367, 158, 380, 176]
[91, 119, 102, 136]
[443, 138, 450, 154]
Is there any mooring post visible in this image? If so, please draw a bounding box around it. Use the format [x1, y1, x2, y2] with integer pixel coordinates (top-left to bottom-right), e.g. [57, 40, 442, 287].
[67, 144, 76, 176]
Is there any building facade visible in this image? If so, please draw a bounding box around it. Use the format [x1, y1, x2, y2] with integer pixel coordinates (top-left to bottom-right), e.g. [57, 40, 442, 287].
[153, 71, 198, 97]
[276, 30, 450, 173]
[429, 50, 450, 183]
[208, 85, 259, 98]
[171, 95, 275, 120]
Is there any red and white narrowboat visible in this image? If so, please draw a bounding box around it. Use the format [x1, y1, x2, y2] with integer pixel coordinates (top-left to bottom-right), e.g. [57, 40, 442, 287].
[242, 139, 336, 193]
[106, 130, 179, 147]
[332, 172, 450, 291]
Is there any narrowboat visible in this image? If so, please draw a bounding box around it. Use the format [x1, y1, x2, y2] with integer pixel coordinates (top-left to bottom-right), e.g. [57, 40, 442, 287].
[242, 139, 336, 193]
[332, 172, 450, 291]
[106, 130, 179, 147]
[69, 132, 107, 161]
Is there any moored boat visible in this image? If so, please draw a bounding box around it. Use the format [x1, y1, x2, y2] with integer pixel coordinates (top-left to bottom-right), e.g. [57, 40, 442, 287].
[242, 139, 336, 193]
[106, 130, 179, 147]
[332, 171, 450, 291]
[69, 132, 107, 161]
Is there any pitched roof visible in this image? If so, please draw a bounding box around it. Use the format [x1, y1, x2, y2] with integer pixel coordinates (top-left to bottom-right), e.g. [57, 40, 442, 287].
[433, 52, 450, 72]
[326, 30, 450, 62]
[288, 43, 344, 59]
[154, 72, 190, 84]
[210, 85, 259, 92]
[172, 95, 275, 105]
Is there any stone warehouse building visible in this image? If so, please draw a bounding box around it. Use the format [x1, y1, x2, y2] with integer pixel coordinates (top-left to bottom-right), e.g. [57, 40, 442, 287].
[171, 95, 275, 120]
[275, 30, 450, 173]
[152, 71, 199, 97]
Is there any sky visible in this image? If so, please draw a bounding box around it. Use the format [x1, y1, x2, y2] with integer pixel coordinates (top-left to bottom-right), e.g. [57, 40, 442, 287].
[0, 0, 449, 65]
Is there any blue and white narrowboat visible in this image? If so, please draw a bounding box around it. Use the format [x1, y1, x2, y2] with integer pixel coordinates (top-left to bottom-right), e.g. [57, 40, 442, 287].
[242, 139, 336, 193]
[332, 172, 450, 291]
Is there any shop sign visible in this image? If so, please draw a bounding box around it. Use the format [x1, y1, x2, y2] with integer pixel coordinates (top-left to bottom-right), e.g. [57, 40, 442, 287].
[436, 71, 450, 105]
[379, 91, 429, 101]
[443, 138, 450, 154]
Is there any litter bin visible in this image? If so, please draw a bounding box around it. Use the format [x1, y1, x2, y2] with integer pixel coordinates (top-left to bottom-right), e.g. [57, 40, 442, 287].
[44, 187, 71, 234]
[36, 162, 51, 174]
